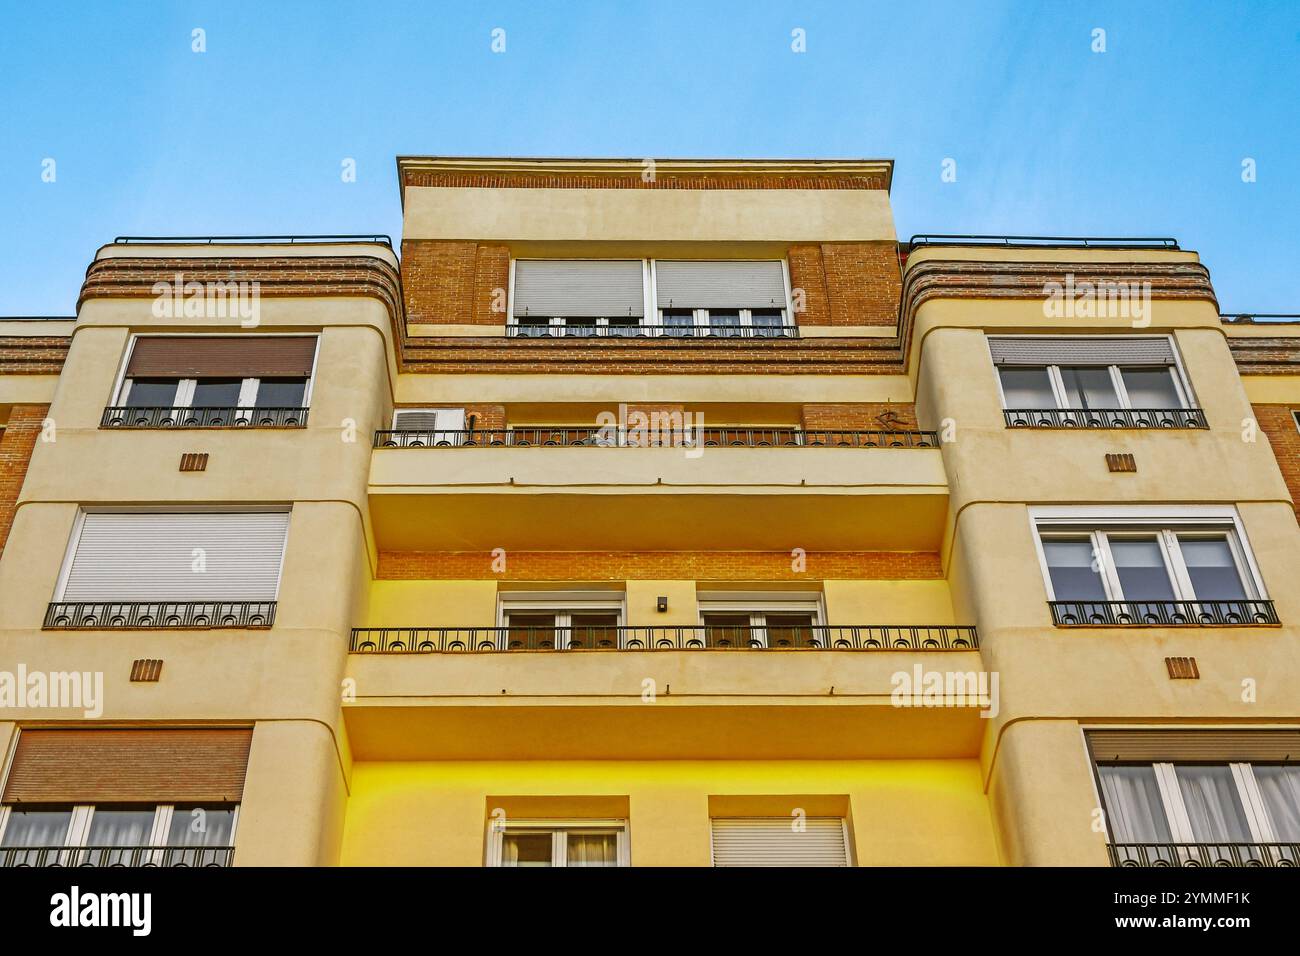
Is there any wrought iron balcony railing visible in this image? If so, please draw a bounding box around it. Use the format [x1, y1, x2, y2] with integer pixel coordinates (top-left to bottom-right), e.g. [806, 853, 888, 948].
[1050, 600, 1278, 627]
[1108, 842, 1299, 868]
[1003, 408, 1207, 429]
[374, 427, 939, 448]
[44, 601, 276, 629]
[506, 323, 798, 339]
[101, 406, 309, 428]
[0, 845, 234, 868]
[350, 624, 979, 653]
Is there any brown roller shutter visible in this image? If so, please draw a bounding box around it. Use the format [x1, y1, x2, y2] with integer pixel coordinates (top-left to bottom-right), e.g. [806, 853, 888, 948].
[2, 729, 252, 804]
[125, 336, 317, 378]
[1086, 729, 1300, 763]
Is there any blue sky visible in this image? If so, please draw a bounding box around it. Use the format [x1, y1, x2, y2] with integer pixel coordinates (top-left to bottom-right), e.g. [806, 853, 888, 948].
[1, 0, 1296, 316]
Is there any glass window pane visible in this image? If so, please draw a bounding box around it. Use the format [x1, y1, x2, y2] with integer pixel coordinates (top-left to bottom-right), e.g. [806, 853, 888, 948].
[0, 809, 72, 847]
[503, 612, 557, 650]
[1059, 367, 1120, 409]
[764, 612, 817, 648]
[1043, 538, 1107, 601]
[702, 612, 755, 648]
[662, 309, 695, 335]
[1098, 766, 1173, 842]
[254, 378, 307, 408]
[1120, 367, 1182, 409]
[707, 310, 742, 337]
[1109, 537, 1176, 601]
[566, 831, 618, 866]
[123, 379, 180, 408]
[569, 612, 619, 649]
[1174, 766, 1252, 842]
[750, 309, 785, 337]
[998, 367, 1055, 409]
[1254, 766, 1300, 842]
[86, 808, 156, 846]
[501, 831, 552, 867]
[1178, 537, 1248, 600]
[166, 806, 236, 846]
[191, 379, 243, 407]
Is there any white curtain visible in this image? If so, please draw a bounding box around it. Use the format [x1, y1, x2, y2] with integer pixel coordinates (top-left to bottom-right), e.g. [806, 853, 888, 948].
[566, 832, 617, 867]
[86, 808, 155, 846]
[1099, 766, 1172, 842]
[0, 809, 72, 847]
[1254, 766, 1300, 841]
[167, 806, 235, 846]
[1175, 766, 1251, 841]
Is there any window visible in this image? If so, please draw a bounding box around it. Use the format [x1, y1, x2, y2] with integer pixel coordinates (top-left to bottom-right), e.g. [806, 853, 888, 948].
[498, 592, 624, 649]
[998, 363, 1186, 411]
[697, 597, 823, 648]
[1033, 508, 1275, 625]
[507, 259, 794, 336]
[48, 510, 289, 628]
[711, 817, 851, 867]
[488, 820, 628, 867]
[0, 803, 239, 867]
[991, 336, 1193, 417]
[110, 335, 316, 426]
[1098, 762, 1300, 849]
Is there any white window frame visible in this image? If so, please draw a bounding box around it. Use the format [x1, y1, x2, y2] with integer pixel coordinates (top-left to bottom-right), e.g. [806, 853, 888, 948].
[506, 258, 795, 335]
[485, 818, 629, 867]
[1292, 409, 1300, 433]
[113, 333, 319, 414]
[697, 596, 824, 648]
[0, 803, 240, 864]
[1029, 506, 1267, 605]
[497, 591, 626, 649]
[990, 336, 1193, 411]
[1098, 761, 1290, 845]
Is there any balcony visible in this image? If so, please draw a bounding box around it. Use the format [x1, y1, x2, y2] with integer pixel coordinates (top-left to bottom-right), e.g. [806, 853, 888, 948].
[350, 624, 980, 653]
[368, 429, 948, 551]
[373, 427, 939, 449]
[100, 406, 309, 428]
[0, 846, 235, 867]
[43, 601, 276, 630]
[1003, 408, 1207, 429]
[1049, 600, 1279, 627]
[1108, 843, 1298, 867]
[506, 323, 798, 339]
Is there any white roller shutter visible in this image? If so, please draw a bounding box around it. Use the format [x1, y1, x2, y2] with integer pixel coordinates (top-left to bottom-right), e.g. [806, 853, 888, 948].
[655, 261, 787, 310]
[989, 336, 1175, 366]
[60, 512, 290, 601]
[711, 817, 850, 867]
[513, 260, 645, 318]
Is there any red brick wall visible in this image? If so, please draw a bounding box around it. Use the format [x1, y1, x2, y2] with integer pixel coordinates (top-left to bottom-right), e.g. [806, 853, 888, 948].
[401, 240, 509, 326]
[0, 405, 49, 558]
[1253, 404, 1300, 518]
[801, 403, 918, 431]
[786, 242, 900, 329]
[463, 404, 506, 431]
[378, 550, 942, 581]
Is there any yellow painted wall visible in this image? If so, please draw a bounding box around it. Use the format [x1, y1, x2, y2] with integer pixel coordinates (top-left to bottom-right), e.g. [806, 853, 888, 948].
[339, 758, 997, 866]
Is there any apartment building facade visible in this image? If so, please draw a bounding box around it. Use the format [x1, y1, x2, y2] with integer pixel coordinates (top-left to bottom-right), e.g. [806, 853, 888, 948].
[0, 157, 1298, 867]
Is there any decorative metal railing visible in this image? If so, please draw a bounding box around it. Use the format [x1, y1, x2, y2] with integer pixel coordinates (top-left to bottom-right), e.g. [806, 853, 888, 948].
[506, 323, 798, 339]
[1004, 408, 1207, 429]
[101, 406, 309, 428]
[374, 427, 939, 448]
[349, 624, 980, 653]
[44, 602, 276, 629]
[1108, 842, 1299, 868]
[1049, 600, 1278, 627]
[0, 845, 235, 867]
